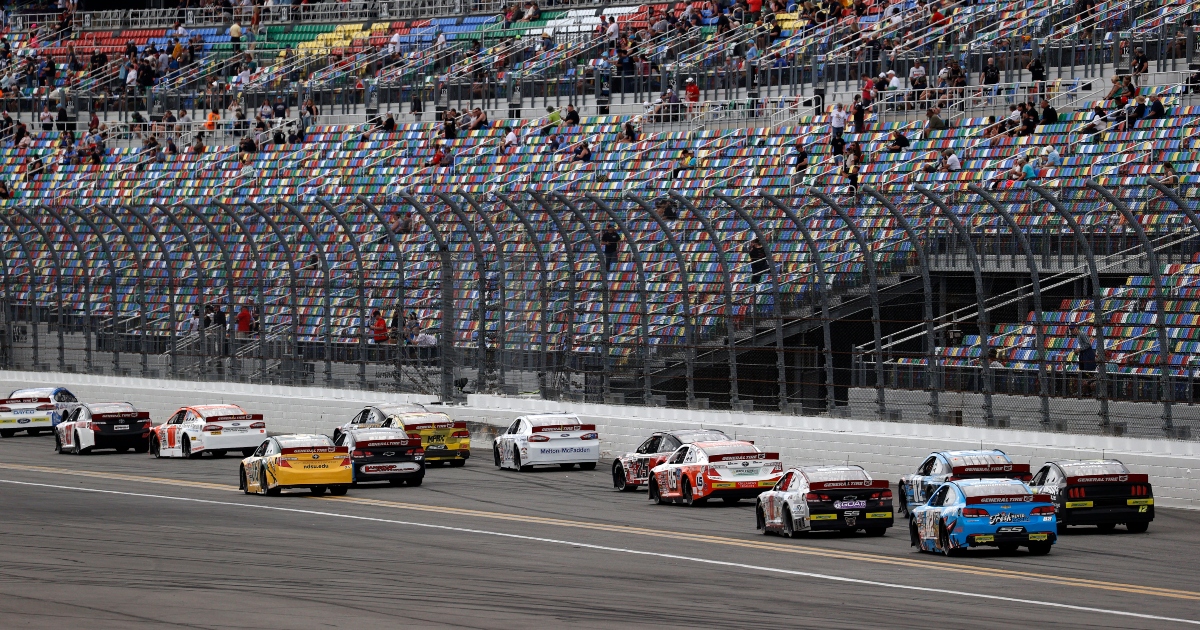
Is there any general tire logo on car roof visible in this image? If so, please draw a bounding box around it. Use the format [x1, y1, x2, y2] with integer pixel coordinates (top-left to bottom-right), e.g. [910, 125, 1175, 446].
[312, 454, 320, 459]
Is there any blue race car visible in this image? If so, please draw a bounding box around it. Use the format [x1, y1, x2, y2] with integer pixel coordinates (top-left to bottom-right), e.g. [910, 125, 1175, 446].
[897, 449, 1031, 515]
[909, 478, 1057, 556]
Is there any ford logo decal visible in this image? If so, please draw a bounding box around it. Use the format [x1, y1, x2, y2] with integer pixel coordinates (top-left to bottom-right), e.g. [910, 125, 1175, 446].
[231, 423, 241, 426]
[383, 452, 395, 456]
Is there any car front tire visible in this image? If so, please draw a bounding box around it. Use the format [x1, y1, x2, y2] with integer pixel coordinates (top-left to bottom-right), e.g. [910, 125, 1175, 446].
[240, 468, 250, 495]
[782, 507, 796, 538]
[180, 436, 193, 460]
[73, 432, 87, 455]
[1126, 521, 1149, 533]
[579, 462, 596, 471]
[1028, 542, 1052, 555]
[151, 436, 163, 458]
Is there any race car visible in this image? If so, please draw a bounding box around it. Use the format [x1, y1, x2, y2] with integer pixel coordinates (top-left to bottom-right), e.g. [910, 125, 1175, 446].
[0, 387, 81, 436]
[54, 403, 152, 454]
[1030, 459, 1153, 533]
[240, 434, 352, 496]
[493, 414, 600, 472]
[334, 428, 426, 486]
[334, 405, 470, 466]
[757, 465, 893, 536]
[648, 440, 783, 506]
[898, 449, 1031, 515]
[612, 428, 730, 491]
[149, 404, 267, 459]
[910, 478, 1057, 556]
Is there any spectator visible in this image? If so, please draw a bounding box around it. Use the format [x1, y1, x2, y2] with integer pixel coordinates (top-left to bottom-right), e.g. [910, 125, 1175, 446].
[601, 223, 621, 271]
[382, 112, 396, 132]
[1040, 99, 1059, 125]
[685, 76, 700, 108]
[204, 108, 220, 132]
[1040, 145, 1061, 167]
[541, 105, 561, 136]
[191, 135, 206, 154]
[564, 104, 580, 125]
[1080, 105, 1106, 137]
[673, 148, 695, 178]
[503, 126, 519, 152]
[851, 94, 867, 133]
[841, 155, 859, 195]
[371, 310, 388, 344]
[745, 237, 768, 283]
[1026, 56, 1046, 92]
[1021, 156, 1038, 180]
[570, 140, 591, 164]
[442, 108, 457, 140]
[236, 305, 253, 339]
[38, 104, 53, 131]
[272, 96, 288, 120]
[426, 144, 446, 167]
[791, 141, 809, 173]
[982, 56, 1000, 89]
[922, 107, 947, 139]
[467, 107, 489, 131]
[26, 156, 43, 181]
[829, 102, 847, 139]
[1130, 47, 1148, 86]
[939, 148, 961, 172]
[229, 21, 242, 52]
[621, 118, 639, 143]
[885, 129, 909, 152]
[0, 180, 11, 199]
[886, 70, 902, 91]
[1158, 162, 1179, 188]
[1145, 94, 1166, 119]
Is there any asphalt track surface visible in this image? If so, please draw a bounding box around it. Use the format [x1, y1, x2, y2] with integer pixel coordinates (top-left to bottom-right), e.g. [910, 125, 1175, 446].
[2, 433, 1198, 629]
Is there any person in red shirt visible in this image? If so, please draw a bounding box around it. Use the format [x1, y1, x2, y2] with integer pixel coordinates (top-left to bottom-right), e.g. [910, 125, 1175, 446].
[747, 0, 762, 20]
[684, 77, 700, 111]
[372, 310, 388, 344]
[236, 306, 253, 339]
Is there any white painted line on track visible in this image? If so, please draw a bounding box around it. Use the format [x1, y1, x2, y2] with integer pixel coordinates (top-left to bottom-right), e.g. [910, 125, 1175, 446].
[3, 478, 1197, 626]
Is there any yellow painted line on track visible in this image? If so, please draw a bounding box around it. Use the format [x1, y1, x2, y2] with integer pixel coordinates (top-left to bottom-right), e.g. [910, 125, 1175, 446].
[4, 461, 1197, 601]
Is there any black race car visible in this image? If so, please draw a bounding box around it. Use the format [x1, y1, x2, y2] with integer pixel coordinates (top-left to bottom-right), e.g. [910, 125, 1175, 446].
[1030, 459, 1153, 533]
[334, 428, 426, 486]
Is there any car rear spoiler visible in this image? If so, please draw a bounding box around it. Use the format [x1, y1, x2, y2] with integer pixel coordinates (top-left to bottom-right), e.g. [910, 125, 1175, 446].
[531, 424, 596, 433]
[404, 421, 466, 430]
[92, 411, 151, 421]
[208, 413, 264, 421]
[708, 452, 780, 462]
[1066, 474, 1148, 485]
[2, 397, 52, 404]
[808, 479, 890, 490]
[357, 439, 418, 448]
[281, 446, 350, 454]
[950, 464, 1031, 480]
[966, 494, 1052, 504]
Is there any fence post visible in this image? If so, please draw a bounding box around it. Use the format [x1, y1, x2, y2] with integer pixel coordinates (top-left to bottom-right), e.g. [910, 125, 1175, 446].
[713, 192, 787, 412]
[246, 201, 303, 385]
[215, 202, 269, 380]
[519, 192, 581, 401]
[761, 194, 836, 414]
[180, 202, 238, 379]
[1030, 184, 1111, 428]
[357, 196, 411, 392]
[622, 193, 697, 409]
[60, 205, 124, 376]
[969, 184, 1052, 428]
[151, 203, 211, 380]
[314, 198, 372, 389]
[863, 186, 939, 422]
[0, 215, 36, 369]
[279, 202, 334, 387]
[1087, 180, 1173, 434]
[39, 205, 95, 374]
[669, 192, 741, 407]
[915, 185, 994, 426]
[122, 206, 180, 378]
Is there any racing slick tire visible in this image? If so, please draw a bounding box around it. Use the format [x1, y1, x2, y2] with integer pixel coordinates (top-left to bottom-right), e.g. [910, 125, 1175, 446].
[909, 518, 920, 548]
[897, 482, 909, 516]
[240, 469, 251, 495]
[513, 451, 532, 472]
[649, 478, 669, 505]
[612, 462, 637, 491]
[407, 476, 423, 487]
[782, 507, 796, 538]
[938, 520, 961, 557]
[756, 503, 767, 532]
[449, 460, 466, 467]
[1126, 521, 1149, 533]
[73, 432, 88, 455]
[0, 429, 15, 438]
[27, 428, 43, 436]
[680, 478, 695, 506]
[242, 448, 256, 457]
[133, 440, 149, 454]
[210, 450, 227, 458]
[998, 543, 1020, 554]
[54, 434, 65, 454]
[579, 462, 596, 471]
[329, 486, 348, 496]
[864, 527, 887, 537]
[493, 446, 501, 467]
[180, 435, 194, 460]
[261, 465, 281, 496]
[560, 463, 576, 470]
[310, 486, 327, 496]
[1027, 542, 1052, 555]
[1057, 523, 1067, 535]
[115, 446, 129, 453]
[722, 497, 740, 504]
[151, 436, 163, 458]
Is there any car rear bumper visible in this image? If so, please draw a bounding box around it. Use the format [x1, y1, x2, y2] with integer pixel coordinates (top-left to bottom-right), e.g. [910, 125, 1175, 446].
[1061, 505, 1154, 525]
[0, 416, 53, 429]
[967, 531, 1057, 547]
[93, 434, 151, 448]
[274, 469, 353, 487]
[524, 444, 599, 465]
[424, 447, 470, 461]
[354, 461, 424, 482]
[808, 510, 894, 530]
[700, 487, 772, 500]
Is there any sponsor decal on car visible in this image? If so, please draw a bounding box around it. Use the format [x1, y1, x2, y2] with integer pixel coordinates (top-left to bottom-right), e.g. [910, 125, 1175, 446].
[866, 512, 893, 519]
[810, 514, 838, 520]
[1127, 498, 1154, 506]
[988, 512, 1028, 525]
[361, 463, 421, 474]
[1065, 501, 1093, 508]
[974, 534, 995, 543]
[834, 499, 867, 509]
[1029, 533, 1049, 541]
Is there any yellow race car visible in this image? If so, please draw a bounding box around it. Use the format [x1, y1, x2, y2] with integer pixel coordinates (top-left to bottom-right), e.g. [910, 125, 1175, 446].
[240, 434, 352, 496]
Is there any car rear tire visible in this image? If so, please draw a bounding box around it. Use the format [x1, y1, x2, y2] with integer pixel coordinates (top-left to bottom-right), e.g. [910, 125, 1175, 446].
[133, 440, 149, 454]
[1126, 521, 1149, 533]
[27, 429, 42, 436]
[1056, 523, 1067, 535]
[998, 543, 1019, 554]
[864, 527, 887, 537]
[408, 476, 423, 487]
[73, 432, 87, 455]
[389, 479, 405, 486]
[115, 447, 129, 453]
[755, 503, 767, 532]
[493, 446, 501, 467]
[261, 466, 280, 496]
[909, 518, 921, 549]
[938, 520, 960, 557]
[782, 507, 796, 538]
[649, 478, 668, 505]
[0, 429, 15, 438]
[612, 462, 635, 491]
[514, 451, 531, 472]
[210, 450, 227, 458]
[329, 486, 348, 496]
[242, 448, 256, 457]
[240, 469, 250, 495]
[449, 460, 465, 467]
[1027, 542, 1052, 555]
[310, 486, 327, 496]
[722, 497, 741, 505]
[180, 436, 193, 460]
[1094, 522, 1115, 533]
[579, 462, 596, 471]
[151, 436, 163, 458]
[560, 463, 576, 470]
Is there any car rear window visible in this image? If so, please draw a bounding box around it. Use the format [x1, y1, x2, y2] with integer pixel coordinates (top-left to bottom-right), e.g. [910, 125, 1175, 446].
[945, 452, 1012, 467]
[699, 442, 761, 458]
[9, 388, 54, 399]
[377, 404, 427, 416]
[675, 430, 729, 443]
[396, 412, 453, 423]
[352, 429, 409, 442]
[803, 467, 870, 483]
[196, 405, 246, 418]
[528, 416, 582, 427]
[87, 403, 136, 415]
[1059, 461, 1129, 477]
[277, 435, 335, 449]
[960, 482, 1030, 497]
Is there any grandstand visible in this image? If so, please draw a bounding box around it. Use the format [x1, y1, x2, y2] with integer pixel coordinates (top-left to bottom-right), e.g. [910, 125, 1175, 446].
[0, 0, 1198, 441]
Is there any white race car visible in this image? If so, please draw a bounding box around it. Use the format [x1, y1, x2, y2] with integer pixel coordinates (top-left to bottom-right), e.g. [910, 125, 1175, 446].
[149, 404, 267, 459]
[493, 414, 599, 471]
[0, 387, 81, 437]
[54, 402, 152, 454]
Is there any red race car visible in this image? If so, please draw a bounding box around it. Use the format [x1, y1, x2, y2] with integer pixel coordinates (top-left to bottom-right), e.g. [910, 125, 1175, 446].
[612, 429, 730, 491]
[648, 440, 783, 506]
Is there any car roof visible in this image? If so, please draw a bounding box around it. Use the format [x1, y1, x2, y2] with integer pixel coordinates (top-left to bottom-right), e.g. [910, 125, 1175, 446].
[692, 440, 760, 455]
[374, 403, 428, 415]
[1047, 459, 1129, 474]
[952, 478, 1029, 490]
[185, 404, 247, 417]
[666, 429, 729, 442]
[798, 465, 870, 482]
[935, 450, 1011, 465]
[523, 414, 581, 426]
[82, 402, 136, 414]
[274, 434, 334, 447]
[347, 428, 410, 440]
[392, 411, 452, 421]
[10, 387, 64, 397]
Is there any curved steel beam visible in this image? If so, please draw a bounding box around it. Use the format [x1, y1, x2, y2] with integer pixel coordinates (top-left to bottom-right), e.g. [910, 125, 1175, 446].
[58, 204, 123, 374]
[397, 190, 456, 402]
[280, 201, 335, 386]
[316, 197, 371, 389]
[119, 205, 180, 377]
[356, 195, 411, 391]
[433, 192, 498, 393]
[151, 203, 210, 380]
[181, 202, 238, 378]
[214, 201, 270, 379]
[246, 201, 303, 382]
[40, 205, 95, 373]
[12, 207, 68, 371]
[0, 214, 38, 368]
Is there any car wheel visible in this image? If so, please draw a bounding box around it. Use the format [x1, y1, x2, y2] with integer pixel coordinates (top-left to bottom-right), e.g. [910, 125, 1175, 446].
[151, 436, 163, 458]
[329, 486, 348, 496]
[429, 461, 445, 467]
[180, 435, 193, 460]
[73, 432, 87, 455]
[493, 446, 501, 467]
[310, 486, 327, 496]
[649, 478, 668, 505]
[897, 483, 909, 516]
[210, 450, 227, 458]
[579, 462, 596, 471]
[240, 468, 250, 495]
[612, 462, 634, 491]
[864, 527, 887, 537]
[782, 507, 796, 538]
[1027, 542, 1052, 555]
[1056, 523, 1067, 535]
[560, 463, 576, 470]
[27, 428, 42, 436]
[115, 447, 129, 453]
[449, 460, 465, 467]
[408, 476, 423, 487]
[722, 497, 740, 505]
[681, 478, 695, 506]
[909, 518, 921, 549]
[938, 520, 960, 557]
[261, 465, 280, 496]
[1126, 521, 1149, 533]
[54, 434, 64, 454]
[242, 448, 256, 457]
[133, 440, 149, 454]
[755, 503, 767, 532]
[514, 451, 531, 472]
[0, 429, 15, 438]
[998, 542, 1019, 554]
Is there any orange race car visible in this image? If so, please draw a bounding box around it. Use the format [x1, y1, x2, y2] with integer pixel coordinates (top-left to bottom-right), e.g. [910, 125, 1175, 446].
[648, 440, 783, 506]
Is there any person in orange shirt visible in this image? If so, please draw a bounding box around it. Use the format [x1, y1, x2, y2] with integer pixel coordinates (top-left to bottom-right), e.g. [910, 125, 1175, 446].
[204, 108, 220, 134]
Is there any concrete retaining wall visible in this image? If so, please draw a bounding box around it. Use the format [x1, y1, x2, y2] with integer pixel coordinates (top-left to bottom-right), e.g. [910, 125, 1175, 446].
[3, 371, 1197, 509]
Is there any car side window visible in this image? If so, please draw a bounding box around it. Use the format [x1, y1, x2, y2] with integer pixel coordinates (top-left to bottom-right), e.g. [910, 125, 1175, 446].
[518, 420, 530, 434]
[916, 456, 936, 476]
[168, 411, 185, 425]
[369, 408, 386, 424]
[774, 472, 793, 492]
[1030, 466, 1049, 486]
[506, 420, 521, 435]
[352, 410, 369, 424]
[636, 435, 661, 454]
[928, 486, 949, 506]
[334, 433, 345, 446]
[660, 435, 682, 453]
[668, 446, 688, 465]
[1045, 466, 1063, 486]
[931, 457, 952, 476]
[66, 408, 80, 423]
[57, 391, 78, 403]
[683, 447, 699, 464]
[252, 441, 268, 457]
[185, 411, 200, 424]
[264, 440, 280, 456]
